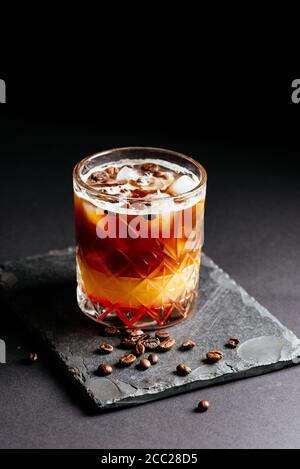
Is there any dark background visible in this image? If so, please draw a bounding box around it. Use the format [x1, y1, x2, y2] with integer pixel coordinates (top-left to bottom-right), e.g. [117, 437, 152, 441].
[0, 5, 299, 449]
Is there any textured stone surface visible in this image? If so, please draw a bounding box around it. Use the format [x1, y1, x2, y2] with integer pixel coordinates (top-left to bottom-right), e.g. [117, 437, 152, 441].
[1, 247, 300, 411]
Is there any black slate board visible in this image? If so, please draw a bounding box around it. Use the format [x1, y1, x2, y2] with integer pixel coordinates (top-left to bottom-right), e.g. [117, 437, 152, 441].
[1, 247, 300, 411]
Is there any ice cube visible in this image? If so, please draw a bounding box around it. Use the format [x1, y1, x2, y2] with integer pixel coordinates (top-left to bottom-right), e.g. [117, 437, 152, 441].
[144, 192, 173, 211]
[168, 175, 198, 195]
[116, 166, 140, 181]
[144, 191, 171, 200]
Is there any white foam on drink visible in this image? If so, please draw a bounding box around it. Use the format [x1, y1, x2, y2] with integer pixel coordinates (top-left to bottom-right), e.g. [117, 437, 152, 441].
[76, 158, 205, 214]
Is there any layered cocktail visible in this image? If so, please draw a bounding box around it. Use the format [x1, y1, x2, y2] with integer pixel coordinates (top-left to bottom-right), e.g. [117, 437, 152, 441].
[73, 147, 207, 329]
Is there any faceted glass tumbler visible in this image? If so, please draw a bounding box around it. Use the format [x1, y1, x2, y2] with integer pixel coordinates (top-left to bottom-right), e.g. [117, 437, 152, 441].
[73, 147, 207, 329]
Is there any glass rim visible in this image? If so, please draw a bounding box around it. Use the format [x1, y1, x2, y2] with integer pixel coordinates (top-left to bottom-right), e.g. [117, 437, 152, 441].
[73, 146, 207, 203]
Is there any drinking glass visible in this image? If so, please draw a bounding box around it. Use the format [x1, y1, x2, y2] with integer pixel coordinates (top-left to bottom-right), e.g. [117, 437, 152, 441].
[73, 147, 207, 329]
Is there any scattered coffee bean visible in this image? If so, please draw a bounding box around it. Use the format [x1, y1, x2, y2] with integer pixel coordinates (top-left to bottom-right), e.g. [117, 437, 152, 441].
[123, 334, 141, 343]
[159, 337, 176, 351]
[148, 353, 159, 365]
[132, 336, 144, 343]
[135, 342, 145, 356]
[127, 328, 144, 337]
[28, 352, 39, 363]
[97, 363, 113, 376]
[98, 342, 114, 354]
[137, 333, 150, 344]
[155, 330, 170, 341]
[104, 326, 120, 336]
[119, 353, 137, 366]
[120, 337, 136, 348]
[198, 400, 210, 412]
[206, 350, 224, 363]
[180, 339, 196, 351]
[143, 338, 160, 350]
[176, 363, 192, 376]
[139, 358, 151, 370]
[226, 338, 239, 349]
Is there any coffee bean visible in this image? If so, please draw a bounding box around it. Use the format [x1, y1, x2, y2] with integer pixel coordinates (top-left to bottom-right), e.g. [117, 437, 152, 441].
[143, 338, 160, 350]
[125, 328, 144, 337]
[123, 332, 144, 343]
[98, 342, 114, 354]
[197, 400, 210, 412]
[206, 350, 224, 363]
[28, 352, 39, 363]
[180, 339, 196, 351]
[88, 171, 108, 185]
[155, 330, 170, 341]
[120, 337, 136, 348]
[104, 326, 120, 336]
[141, 163, 159, 172]
[97, 363, 113, 376]
[226, 338, 239, 349]
[148, 353, 159, 365]
[159, 337, 176, 351]
[131, 336, 143, 343]
[176, 363, 192, 376]
[139, 358, 151, 370]
[135, 342, 145, 356]
[137, 333, 150, 344]
[106, 166, 119, 176]
[119, 353, 137, 366]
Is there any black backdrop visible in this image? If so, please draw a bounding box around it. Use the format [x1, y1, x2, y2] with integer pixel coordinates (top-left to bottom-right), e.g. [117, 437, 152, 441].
[1, 1, 299, 149]
[0, 5, 300, 451]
